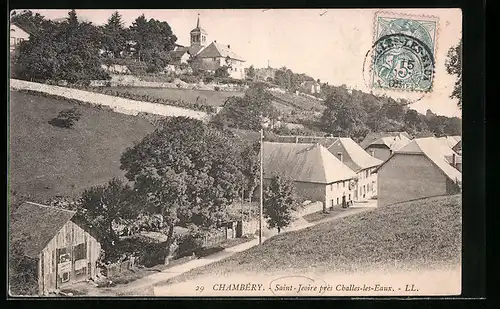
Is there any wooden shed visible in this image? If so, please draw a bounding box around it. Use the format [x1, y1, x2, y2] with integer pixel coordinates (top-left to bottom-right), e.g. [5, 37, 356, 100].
[10, 202, 101, 295]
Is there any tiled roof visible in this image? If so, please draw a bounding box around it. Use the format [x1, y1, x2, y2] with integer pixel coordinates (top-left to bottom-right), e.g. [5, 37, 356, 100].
[264, 135, 382, 172]
[170, 46, 189, 60]
[196, 42, 245, 61]
[10, 202, 76, 258]
[360, 132, 412, 149]
[263, 142, 356, 184]
[436, 136, 461, 149]
[326, 138, 383, 172]
[375, 137, 462, 184]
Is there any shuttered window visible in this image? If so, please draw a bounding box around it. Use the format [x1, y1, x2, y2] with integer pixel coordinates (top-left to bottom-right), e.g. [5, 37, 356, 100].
[74, 243, 87, 261]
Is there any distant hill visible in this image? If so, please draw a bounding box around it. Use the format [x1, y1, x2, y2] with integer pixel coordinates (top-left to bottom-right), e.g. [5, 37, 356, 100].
[163, 194, 461, 284]
[9, 90, 155, 200]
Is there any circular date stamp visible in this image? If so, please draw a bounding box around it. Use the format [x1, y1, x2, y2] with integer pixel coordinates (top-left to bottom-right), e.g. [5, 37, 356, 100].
[371, 33, 435, 92]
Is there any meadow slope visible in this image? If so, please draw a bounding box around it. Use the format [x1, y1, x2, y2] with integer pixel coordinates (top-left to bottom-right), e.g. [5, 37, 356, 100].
[9, 90, 155, 200]
[162, 194, 462, 285]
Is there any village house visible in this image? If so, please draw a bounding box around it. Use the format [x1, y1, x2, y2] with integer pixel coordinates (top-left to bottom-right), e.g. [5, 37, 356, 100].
[258, 142, 357, 212]
[360, 131, 412, 161]
[10, 202, 101, 295]
[173, 15, 246, 80]
[300, 80, 321, 94]
[10, 23, 30, 53]
[266, 135, 382, 201]
[374, 137, 462, 207]
[325, 138, 383, 200]
[436, 135, 462, 150]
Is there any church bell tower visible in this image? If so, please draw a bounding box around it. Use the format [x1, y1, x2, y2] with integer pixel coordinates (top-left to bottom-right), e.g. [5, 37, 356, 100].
[190, 14, 208, 48]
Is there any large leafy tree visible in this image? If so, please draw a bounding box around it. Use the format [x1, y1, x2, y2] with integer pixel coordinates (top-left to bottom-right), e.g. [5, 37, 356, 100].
[120, 117, 244, 263]
[10, 10, 53, 35]
[78, 178, 139, 252]
[101, 11, 127, 59]
[128, 14, 177, 71]
[212, 83, 278, 131]
[263, 175, 296, 234]
[445, 39, 462, 109]
[320, 87, 368, 140]
[13, 9, 108, 84]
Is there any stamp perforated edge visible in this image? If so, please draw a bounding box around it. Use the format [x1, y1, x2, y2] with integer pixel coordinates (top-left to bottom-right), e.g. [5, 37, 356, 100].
[368, 10, 441, 94]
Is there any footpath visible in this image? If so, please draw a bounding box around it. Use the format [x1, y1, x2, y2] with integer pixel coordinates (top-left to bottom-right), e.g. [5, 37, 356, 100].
[92, 205, 374, 296]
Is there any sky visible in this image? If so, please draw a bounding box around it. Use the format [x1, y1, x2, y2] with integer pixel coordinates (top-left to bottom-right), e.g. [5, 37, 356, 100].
[31, 9, 462, 117]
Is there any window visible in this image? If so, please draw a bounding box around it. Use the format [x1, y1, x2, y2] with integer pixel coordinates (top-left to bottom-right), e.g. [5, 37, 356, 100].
[213, 57, 217, 61]
[331, 200, 334, 207]
[349, 194, 351, 201]
[74, 242, 87, 261]
[234, 68, 237, 72]
[336, 198, 339, 205]
[337, 183, 340, 189]
[343, 181, 346, 188]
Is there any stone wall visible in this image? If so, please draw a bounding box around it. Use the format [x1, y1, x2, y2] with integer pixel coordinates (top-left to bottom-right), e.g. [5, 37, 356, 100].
[10, 79, 211, 122]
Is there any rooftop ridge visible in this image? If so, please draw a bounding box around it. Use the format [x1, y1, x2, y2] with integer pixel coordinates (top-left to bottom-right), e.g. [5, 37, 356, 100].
[24, 201, 76, 214]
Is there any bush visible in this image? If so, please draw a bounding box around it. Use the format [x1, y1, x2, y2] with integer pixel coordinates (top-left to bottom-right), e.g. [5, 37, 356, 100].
[176, 232, 205, 258]
[179, 74, 200, 84]
[203, 76, 215, 84]
[48, 107, 82, 129]
[9, 237, 38, 296]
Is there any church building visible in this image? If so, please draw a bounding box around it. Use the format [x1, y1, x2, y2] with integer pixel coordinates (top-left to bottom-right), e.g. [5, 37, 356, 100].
[171, 15, 246, 80]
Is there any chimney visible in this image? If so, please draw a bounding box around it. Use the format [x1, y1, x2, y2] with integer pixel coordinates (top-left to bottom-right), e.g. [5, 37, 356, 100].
[337, 152, 343, 162]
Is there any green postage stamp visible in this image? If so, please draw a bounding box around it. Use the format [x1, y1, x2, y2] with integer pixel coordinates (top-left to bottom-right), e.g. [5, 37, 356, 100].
[371, 12, 439, 92]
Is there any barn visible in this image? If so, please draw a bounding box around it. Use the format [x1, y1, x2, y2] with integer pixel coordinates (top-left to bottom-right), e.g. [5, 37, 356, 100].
[9, 202, 101, 295]
[374, 138, 462, 207]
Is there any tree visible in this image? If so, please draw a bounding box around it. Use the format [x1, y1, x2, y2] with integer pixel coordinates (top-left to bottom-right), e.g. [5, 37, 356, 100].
[403, 109, 428, 136]
[120, 117, 244, 263]
[8, 235, 38, 295]
[13, 9, 109, 84]
[101, 11, 127, 58]
[211, 83, 278, 131]
[48, 107, 82, 128]
[79, 178, 139, 252]
[10, 10, 53, 35]
[320, 88, 368, 140]
[246, 65, 256, 80]
[445, 39, 462, 109]
[128, 14, 177, 71]
[215, 65, 230, 78]
[263, 175, 296, 234]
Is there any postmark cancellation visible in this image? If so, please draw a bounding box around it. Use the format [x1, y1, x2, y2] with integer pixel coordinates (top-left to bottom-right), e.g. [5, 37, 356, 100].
[371, 12, 439, 93]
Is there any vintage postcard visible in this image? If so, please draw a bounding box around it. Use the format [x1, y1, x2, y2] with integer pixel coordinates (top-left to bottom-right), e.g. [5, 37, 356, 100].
[8, 8, 462, 297]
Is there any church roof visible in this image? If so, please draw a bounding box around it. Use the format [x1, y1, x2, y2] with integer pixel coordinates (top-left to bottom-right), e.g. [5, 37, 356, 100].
[190, 15, 208, 35]
[196, 42, 245, 61]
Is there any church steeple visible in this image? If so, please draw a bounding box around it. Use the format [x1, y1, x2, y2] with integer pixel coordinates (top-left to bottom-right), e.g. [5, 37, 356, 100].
[190, 13, 207, 48]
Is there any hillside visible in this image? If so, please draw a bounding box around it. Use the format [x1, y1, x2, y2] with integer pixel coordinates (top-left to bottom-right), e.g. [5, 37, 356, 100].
[102, 86, 245, 107]
[9, 90, 155, 200]
[163, 195, 461, 284]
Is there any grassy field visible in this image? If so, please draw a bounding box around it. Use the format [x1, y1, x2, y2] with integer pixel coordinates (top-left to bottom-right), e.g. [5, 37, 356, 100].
[105, 86, 244, 107]
[9, 90, 155, 200]
[161, 195, 461, 285]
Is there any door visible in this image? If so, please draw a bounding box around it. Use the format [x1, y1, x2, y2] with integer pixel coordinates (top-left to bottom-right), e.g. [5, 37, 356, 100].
[342, 195, 346, 207]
